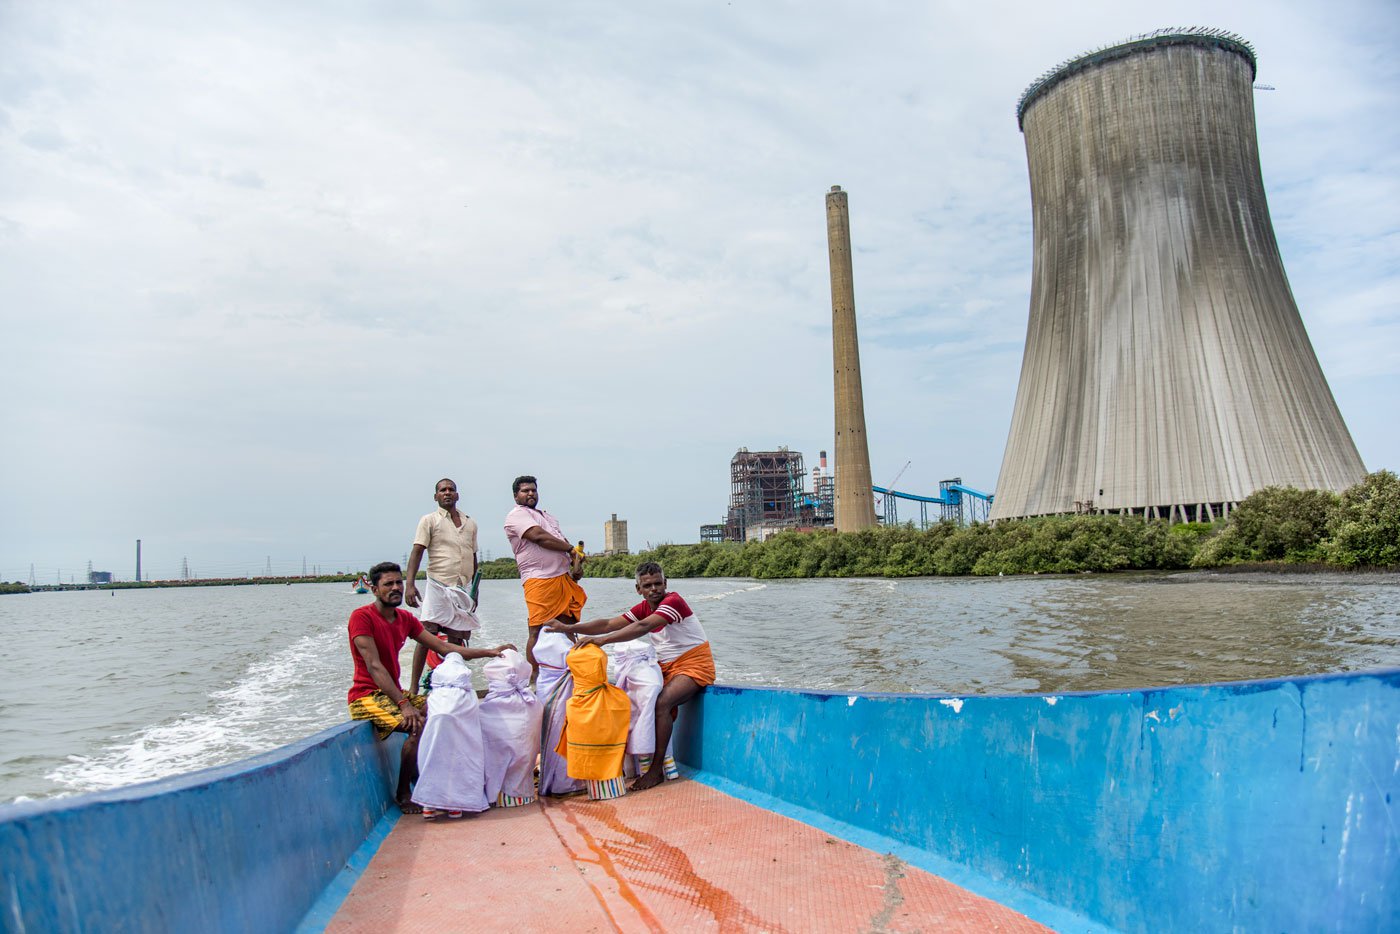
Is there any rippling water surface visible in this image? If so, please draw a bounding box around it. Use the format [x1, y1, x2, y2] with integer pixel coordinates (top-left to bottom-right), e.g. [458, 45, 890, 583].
[3, 572, 1397, 802]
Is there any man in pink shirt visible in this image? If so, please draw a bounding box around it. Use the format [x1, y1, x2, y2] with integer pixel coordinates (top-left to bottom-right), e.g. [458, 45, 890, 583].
[504, 475, 586, 681]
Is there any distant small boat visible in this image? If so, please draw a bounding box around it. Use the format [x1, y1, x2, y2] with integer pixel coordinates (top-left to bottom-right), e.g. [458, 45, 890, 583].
[353, 585, 368, 594]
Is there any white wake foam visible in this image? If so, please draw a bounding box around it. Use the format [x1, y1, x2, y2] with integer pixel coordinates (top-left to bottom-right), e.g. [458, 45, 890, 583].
[693, 583, 768, 601]
[49, 631, 346, 794]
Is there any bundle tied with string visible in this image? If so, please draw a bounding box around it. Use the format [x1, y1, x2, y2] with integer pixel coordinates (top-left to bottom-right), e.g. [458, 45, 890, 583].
[556, 644, 631, 798]
[480, 648, 542, 806]
[412, 653, 489, 814]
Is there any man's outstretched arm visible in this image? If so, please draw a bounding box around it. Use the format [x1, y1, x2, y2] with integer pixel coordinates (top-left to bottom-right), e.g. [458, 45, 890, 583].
[412, 629, 514, 661]
[548, 612, 629, 636]
[555, 613, 662, 647]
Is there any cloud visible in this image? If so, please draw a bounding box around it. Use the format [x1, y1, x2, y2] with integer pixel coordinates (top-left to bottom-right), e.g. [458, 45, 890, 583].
[1, 0, 1396, 578]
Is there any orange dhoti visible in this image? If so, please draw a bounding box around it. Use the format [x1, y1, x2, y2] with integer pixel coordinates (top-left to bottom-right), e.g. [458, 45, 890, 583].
[659, 642, 716, 688]
[522, 574, 587, 627]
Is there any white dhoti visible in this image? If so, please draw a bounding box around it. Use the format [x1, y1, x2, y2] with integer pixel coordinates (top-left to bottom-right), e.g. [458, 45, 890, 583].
[412, 655, 489, 813]
[533, 629, 573, 700]
[615, 644, 663, 756]
[480, 649, 543, 804]
[420, 577, 480, 633]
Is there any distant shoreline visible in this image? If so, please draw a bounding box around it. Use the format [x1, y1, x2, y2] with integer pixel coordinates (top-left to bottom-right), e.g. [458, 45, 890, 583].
[5, 559, 1396, 597]
[5, 575, 365, 594]
[6, 473, 1394, 595]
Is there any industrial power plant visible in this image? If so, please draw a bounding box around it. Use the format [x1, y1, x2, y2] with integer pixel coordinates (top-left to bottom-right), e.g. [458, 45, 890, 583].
[702, 29, 1362, 539]
[990, 29, 1366, 522]
[700, 184, 991, 543]
[700, 448, 834, 543]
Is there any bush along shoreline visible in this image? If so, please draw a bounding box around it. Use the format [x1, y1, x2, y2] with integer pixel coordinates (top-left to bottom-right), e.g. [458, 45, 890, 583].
[574, 469, 1400, 580]
[8, 471, 1394, 594]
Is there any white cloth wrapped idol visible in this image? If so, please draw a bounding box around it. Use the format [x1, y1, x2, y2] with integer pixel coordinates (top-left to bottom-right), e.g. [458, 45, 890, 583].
[479, 649, 542, 805]
[533, 629, 573, 701]
[411, 654, 489, 813]
[537, 669, 584, 797]
[614, 643, 663, 757]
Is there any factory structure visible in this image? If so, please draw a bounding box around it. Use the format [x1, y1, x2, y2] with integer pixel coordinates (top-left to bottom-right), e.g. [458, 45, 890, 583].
[701, 448, 835, 543]
[602, 514, 629, 556]
[991, 29, 1365, 523]
[701, 184, 885, 544]
[700, 445, 995, 541]
[700, 183, 992, 543]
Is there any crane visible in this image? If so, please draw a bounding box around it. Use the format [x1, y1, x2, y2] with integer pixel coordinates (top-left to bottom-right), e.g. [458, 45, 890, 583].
[885, 460, 912, 493]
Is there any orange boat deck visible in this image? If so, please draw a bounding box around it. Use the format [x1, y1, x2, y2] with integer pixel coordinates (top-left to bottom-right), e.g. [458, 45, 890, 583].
[327, 778, 1049, 933]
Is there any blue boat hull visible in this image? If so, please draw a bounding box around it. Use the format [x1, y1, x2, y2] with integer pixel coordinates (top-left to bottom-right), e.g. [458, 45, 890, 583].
[1, 722, 401, 933]
[676, 669, 1400, 932]
[4, 668, 1397, 932]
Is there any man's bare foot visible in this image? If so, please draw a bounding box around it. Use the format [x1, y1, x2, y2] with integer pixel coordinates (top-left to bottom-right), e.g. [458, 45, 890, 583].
[629, 771, 664, 793]
[398, 798, 423, 814]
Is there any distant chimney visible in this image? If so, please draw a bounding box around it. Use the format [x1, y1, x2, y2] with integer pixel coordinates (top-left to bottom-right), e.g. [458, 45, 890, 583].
[826, 187, 877, 533]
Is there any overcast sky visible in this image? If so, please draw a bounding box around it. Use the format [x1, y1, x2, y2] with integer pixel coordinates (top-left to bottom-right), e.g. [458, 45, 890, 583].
[2, 1, 1396, 581]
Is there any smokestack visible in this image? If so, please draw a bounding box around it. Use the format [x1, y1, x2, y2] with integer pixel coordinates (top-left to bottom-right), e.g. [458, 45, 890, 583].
[135, 539, 142, 583]
[993, 31, 1364, 522]
[826, 186, 877, 531]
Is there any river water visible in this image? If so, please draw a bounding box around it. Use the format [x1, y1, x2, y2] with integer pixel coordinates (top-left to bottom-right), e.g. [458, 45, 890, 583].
[3, 572, 1397, 803]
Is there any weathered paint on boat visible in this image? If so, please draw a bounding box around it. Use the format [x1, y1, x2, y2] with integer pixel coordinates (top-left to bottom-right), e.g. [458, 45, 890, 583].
[0, 721, 400, 933]
[675, 669, 1400, 932]
[3, 668, 1397, 932]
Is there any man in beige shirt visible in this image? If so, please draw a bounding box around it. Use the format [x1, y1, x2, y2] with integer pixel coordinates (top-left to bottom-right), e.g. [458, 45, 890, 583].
[406, 478, 480, 660]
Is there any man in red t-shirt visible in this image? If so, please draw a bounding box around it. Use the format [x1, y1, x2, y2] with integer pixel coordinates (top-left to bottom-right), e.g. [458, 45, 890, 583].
[549, 561, 715, 791]
[348, 561, 513, 813]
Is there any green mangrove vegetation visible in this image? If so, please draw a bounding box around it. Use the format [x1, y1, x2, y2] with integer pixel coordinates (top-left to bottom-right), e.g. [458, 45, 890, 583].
[570, 469, 1398, 580]
[7, 472, 1393, 594]
[480, 557, 528, 580]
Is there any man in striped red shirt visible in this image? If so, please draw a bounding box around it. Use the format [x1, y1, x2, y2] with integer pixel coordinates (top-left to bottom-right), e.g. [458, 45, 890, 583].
[549, 561, 715, 791]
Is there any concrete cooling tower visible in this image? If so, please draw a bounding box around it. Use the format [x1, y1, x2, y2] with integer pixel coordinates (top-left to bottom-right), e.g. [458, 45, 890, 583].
[990, 29, 1365, 523]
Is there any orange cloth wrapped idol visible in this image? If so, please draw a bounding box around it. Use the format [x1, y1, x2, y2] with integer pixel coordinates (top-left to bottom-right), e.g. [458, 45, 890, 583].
[555, 644, 631, 780]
